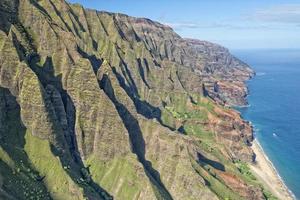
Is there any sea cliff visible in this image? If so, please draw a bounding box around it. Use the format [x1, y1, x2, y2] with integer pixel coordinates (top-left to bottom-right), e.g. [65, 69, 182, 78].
[0, 0, 281, 199]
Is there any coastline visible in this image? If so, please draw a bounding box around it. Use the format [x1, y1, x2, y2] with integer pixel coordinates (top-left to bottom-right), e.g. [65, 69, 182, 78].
[250, 139, 295, 200]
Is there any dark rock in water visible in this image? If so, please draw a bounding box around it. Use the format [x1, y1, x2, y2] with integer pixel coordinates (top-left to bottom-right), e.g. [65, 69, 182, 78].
[0, 0, 267, 199]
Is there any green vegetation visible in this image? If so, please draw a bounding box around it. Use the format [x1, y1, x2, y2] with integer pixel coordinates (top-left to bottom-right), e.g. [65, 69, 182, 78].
[0, 31, 6, 50]
[235, 161, 256, 181]
[0, 146, 15, 169]
[165, 106, 208, 121]
[86, 155, 144, 200]
[0, 160, 50, 200]
[190, 94, 216, 112]
[191, 159, 243, 200]
[184, 124, 212, 138]
[234, 161, 278, 200]
[195, 100, 215, 113]
[0, 88, 50, 199]
[24, 130, 85, 200]
[165, 106, 185, 119]
[263, 188, 278, 200]
[160, 109, 176, 129]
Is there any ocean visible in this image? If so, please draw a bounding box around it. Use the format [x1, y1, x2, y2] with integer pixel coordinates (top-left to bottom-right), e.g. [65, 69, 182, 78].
[232, 49, 300, 199]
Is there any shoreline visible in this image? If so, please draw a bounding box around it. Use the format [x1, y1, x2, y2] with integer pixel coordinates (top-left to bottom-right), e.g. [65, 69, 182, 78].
[250, 139, 295, 200]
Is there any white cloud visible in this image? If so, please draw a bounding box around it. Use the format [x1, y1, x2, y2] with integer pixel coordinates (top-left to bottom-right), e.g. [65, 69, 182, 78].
[164, 21, 272, 31]
[164, 4, 300, 32]
[164, 22, 200, 29]
[253, 4, 300, 23]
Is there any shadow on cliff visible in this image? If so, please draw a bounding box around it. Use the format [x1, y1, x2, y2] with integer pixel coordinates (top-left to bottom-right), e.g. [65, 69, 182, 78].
[197, 152, 225, 172]
[111, 64, 176, 131]
[0, 0, 20, 33]
[77, 46, 176, 131]
[0, 87, 51, 198]
[99, 74, 173, 200]
[7, 24, 112, 197]
[26, 55, 112, 199]
[9, 23, 112, 197]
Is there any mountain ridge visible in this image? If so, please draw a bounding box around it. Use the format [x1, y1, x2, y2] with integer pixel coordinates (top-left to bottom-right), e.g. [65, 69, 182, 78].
[0, 0, 275, 199]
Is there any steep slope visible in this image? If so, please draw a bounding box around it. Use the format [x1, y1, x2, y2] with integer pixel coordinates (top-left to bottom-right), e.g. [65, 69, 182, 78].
[0, 0, 274, 199]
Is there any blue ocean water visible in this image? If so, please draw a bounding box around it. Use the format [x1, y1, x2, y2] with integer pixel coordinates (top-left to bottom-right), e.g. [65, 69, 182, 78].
[233, 49, 300, 199]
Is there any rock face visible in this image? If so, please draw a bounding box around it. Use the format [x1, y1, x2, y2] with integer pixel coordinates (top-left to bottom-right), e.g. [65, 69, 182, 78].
[0, 0, 268, 200]
[183, 39, 254, 106]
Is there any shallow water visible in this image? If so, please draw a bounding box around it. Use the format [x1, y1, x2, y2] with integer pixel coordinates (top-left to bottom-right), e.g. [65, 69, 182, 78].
[233, 49, 300, 199]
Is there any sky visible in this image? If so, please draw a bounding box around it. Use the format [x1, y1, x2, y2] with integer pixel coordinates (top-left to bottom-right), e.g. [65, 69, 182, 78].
[68, 0, 300, 50]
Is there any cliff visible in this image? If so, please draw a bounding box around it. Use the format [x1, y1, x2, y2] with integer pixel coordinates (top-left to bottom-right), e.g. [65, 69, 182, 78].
[0, 0, 272, 200]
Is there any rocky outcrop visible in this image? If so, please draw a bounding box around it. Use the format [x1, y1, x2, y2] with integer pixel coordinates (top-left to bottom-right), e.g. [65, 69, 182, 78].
[0, 0, 268, 199]
[184, 39, 254, 106]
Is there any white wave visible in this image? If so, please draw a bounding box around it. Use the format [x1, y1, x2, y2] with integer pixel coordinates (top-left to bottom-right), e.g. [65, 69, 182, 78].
[235, 104, 251, 108]
[256, 72, 266, 76]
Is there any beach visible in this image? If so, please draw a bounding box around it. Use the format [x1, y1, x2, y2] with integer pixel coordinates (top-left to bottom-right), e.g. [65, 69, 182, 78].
[250, 140, 295, 200]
